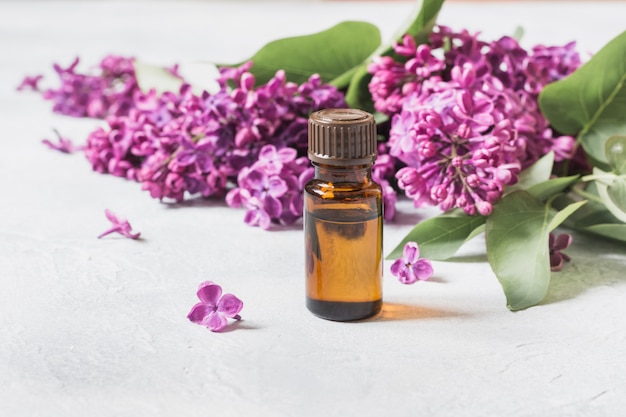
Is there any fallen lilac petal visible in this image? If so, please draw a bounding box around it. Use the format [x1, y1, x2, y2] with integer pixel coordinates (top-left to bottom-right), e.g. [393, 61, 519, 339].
[17, 75, 43, 91]
[98, 209, 141, 239]
[41, 130, 82, 154]
[196, 281, 222, 305]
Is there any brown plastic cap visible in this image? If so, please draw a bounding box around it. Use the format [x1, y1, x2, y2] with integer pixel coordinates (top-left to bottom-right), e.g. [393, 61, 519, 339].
[308, 108, 377, 166]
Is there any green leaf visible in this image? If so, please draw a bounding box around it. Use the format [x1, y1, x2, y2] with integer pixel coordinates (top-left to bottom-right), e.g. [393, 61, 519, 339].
[234, 21, 381, 87]
[485, 191, 584, 311]
[548, 200, 587, 231]
[345, 64, 376, 112]
[553, 189, 618, 228]
[526, 175, 580, 201]
[505, 152, 579, 201]
[553, 192, 626, 243]
[583, 223, 626, 242]
[345, 0, 445, 110]
[518, 151, 555, 187]
[507, 151, 554, 193]
[606, 135, 626, 174]
[386, 210, 486, 261]
[134, 61, 184, 94]
[538, 30, 626, 166]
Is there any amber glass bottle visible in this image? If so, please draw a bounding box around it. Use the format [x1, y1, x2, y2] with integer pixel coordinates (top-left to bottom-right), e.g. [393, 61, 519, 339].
[304, 108, 383, 321]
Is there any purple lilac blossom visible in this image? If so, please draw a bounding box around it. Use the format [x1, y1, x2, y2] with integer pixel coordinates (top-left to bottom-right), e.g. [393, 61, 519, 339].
[549, 232, 572, 271]
[187, 281, 243, 332]
[369, 25, 581, 215]
[98, 209, 141, 239]
[390, 64, 522, 215]
[226, 144, 312, 229]
[78, 59, 344, 227]
[38, 55, 138, 118]
[390, 241, 433, 284]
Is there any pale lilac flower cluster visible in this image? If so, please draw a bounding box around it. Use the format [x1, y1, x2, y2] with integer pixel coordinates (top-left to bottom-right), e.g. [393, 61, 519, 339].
[226, 145, 313, 229]
[37, 55, 138, 118]
[368, 26, 581, 215]
[82, 60, 345, 224]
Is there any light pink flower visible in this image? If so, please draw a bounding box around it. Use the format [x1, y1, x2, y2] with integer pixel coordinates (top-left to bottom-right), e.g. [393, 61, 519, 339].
[97, 209, 141, 239]
[187, 281, 243, 332]
[390, 242, 433, 284]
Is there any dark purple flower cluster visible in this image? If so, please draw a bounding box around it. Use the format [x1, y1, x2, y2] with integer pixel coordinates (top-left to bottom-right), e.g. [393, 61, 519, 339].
[368, 26, 581, 216]
[38, 55, 138, 118]
[83, 60, 345, 226]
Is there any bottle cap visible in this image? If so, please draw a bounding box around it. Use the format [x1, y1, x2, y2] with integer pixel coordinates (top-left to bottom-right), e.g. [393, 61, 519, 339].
[308, 108, 377, 166]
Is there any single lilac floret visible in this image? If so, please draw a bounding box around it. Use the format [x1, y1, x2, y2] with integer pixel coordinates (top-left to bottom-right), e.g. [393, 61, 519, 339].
[17, 75, 43, 91]
[549, 232, 572, 271]
[98, 209, 141, 239]
[187, 281, 243, 332]
[42, 130, 83, 154]
[390, 242, 433, 284]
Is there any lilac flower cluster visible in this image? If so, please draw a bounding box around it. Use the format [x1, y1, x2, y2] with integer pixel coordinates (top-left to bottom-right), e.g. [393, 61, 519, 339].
[226, 145, 313, 229]
[368, 26, 581, 215]
[37, 55, 138, 118]
[82, 60, 345, 225]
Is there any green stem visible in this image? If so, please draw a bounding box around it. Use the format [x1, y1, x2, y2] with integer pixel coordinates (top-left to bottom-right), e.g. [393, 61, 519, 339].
[571, 184, 604, 204]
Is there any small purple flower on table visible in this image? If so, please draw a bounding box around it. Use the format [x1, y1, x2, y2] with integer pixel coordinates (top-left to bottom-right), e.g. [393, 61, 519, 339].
[549, 232, 572, 271]
[97, 209, 141, 239]
[187, 281, 243, 332]
[42, 130, 82, 154]
[390, 242, 433, 284]
[16, 75, 43, 91]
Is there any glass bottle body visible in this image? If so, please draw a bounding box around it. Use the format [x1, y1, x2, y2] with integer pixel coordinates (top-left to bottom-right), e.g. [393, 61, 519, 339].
[304, 163, 383, 321]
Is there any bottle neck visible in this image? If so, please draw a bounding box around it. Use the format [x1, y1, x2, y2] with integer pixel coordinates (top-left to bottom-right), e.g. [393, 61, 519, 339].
[312, 162, 373, 183]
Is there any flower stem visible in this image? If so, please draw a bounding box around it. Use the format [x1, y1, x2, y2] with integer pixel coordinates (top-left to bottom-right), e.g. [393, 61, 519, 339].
[571, 184, 603, 204]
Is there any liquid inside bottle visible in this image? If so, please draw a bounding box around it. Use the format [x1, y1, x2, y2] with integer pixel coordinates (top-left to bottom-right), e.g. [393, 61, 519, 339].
[304, 181, 383, 321]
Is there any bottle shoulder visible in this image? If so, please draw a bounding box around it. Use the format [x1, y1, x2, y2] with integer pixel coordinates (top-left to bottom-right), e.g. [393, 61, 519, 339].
[304, 179, 382, 205]
[305, 179, 382, 199]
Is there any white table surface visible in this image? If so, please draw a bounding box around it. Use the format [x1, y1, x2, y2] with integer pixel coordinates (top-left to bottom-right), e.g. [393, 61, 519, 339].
[2, 1, 626, 416]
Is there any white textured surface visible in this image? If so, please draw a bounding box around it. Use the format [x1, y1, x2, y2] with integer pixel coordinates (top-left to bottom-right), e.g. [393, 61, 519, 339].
[1, 1, 626, 416]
